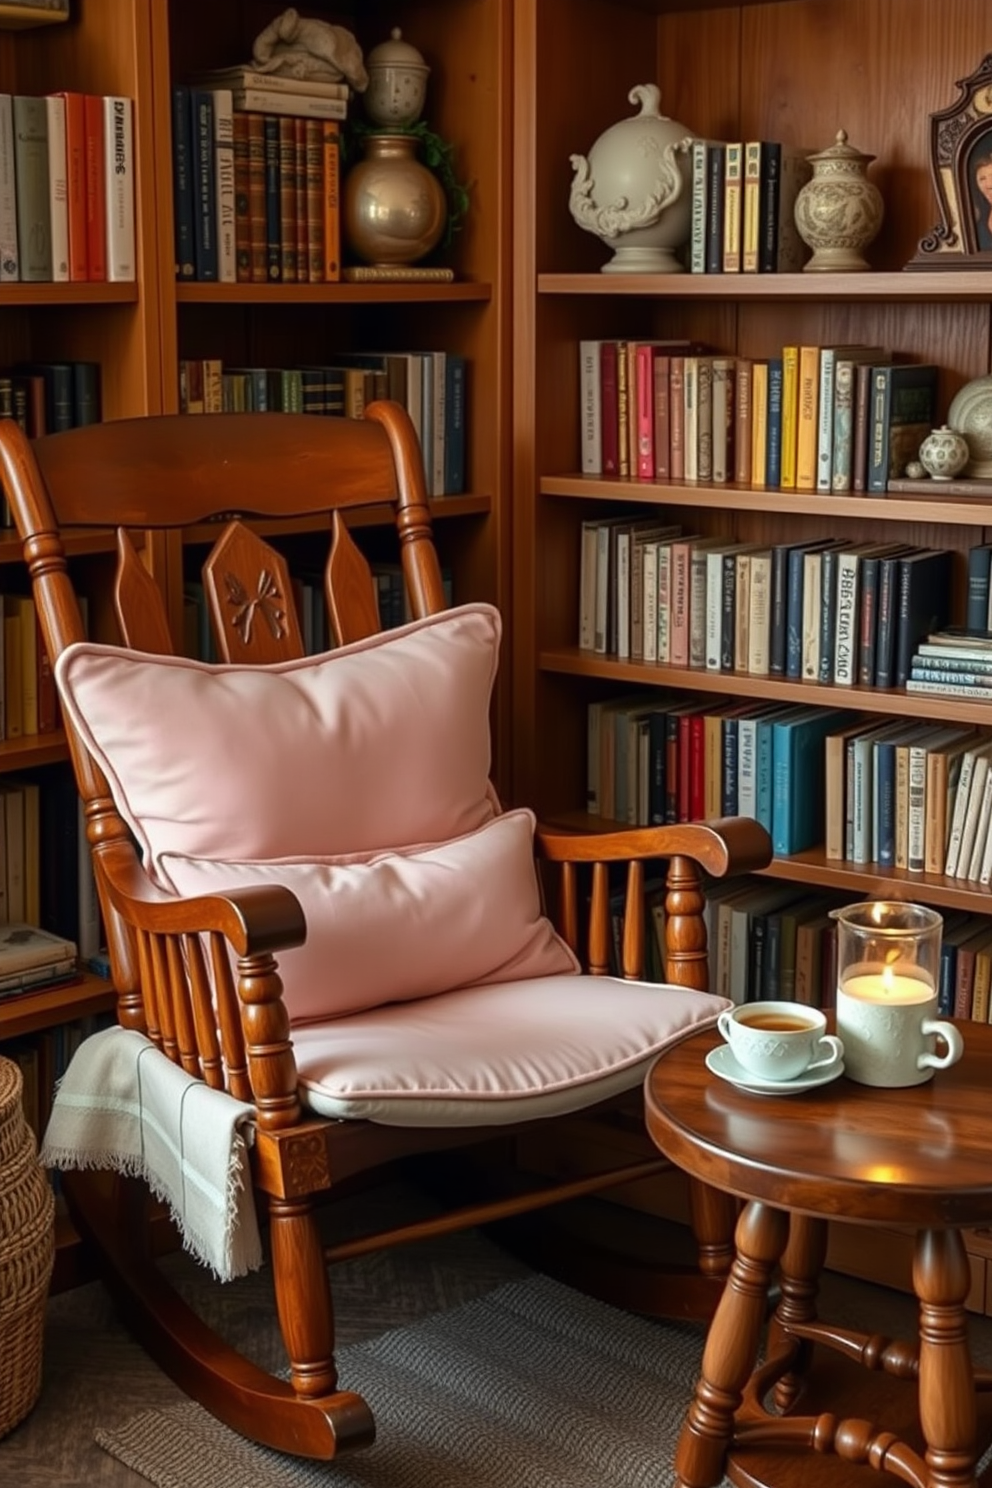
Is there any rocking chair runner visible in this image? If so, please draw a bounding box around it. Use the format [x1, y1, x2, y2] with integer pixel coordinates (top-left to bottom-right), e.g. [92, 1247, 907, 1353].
[0, 402, 771, 1460]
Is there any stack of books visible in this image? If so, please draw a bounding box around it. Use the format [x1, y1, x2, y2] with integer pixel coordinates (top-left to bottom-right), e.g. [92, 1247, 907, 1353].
[907, 628, 992, 702]
[0, 90, 135, 282]
[0, 922, 78, 1003]
[173, 72, 348, 284]
[687, 138, 812, 275]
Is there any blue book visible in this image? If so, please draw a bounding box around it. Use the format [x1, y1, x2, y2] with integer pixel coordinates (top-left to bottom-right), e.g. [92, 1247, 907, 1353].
[755, 708, 798, 834]
[966, 542, 992, 632]
[188, 89, 217, 281]
[765, 356, 784, 487]
[443, 353, 467, 494]
[171, 86, 195, 279]
[772, 707, 858, 856]
[867, 363, 938, 492]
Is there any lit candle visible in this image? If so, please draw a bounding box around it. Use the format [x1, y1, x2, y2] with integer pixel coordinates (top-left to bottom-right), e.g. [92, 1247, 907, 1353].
[841, 962, 933, 1005]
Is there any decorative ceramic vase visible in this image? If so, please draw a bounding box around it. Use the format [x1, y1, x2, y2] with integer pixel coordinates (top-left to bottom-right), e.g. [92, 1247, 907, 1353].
[793, 129, 884, 272]
[363, 28, 430, 128]
[343, 132, 447, 266]
[568, 84, 695, 273]
[947, 374, 992, 478]
[918, 424, 970, 482]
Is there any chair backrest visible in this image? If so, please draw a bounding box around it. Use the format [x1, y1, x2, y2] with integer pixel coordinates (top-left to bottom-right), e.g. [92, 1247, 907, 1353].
[0, 401, 454, 1032]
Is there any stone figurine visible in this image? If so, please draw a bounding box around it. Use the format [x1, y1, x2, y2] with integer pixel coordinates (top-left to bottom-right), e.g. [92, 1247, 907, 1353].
[252, 8, 368, 92]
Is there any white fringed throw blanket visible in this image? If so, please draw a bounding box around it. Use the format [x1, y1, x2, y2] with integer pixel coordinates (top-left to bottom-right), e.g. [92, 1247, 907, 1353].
[40, 1025, 263, 1281]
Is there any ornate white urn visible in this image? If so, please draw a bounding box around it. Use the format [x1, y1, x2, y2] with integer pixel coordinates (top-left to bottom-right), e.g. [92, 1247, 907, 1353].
[568, 84, 695, 273]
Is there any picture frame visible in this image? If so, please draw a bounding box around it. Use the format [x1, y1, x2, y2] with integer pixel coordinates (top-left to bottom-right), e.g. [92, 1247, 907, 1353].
[910, 53, 992, 269]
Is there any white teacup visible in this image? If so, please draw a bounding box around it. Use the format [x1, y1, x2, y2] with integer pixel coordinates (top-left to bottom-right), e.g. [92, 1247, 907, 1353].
[717, 1002, 844, 1083]
[836, 978, 963, 1088]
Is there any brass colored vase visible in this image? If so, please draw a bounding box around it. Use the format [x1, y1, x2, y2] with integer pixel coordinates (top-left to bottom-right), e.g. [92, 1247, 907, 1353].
[343, 133, 447, 268]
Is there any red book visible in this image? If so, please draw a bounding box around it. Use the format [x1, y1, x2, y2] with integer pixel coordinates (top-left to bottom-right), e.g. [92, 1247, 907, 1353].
[58, 91, 88, 281]
[653, 353, 671, 480]
[688, 710, 706, 820]
[635, 343, 655, 480]
[600, 341, 619, 477]
[83, 94, 106, 281]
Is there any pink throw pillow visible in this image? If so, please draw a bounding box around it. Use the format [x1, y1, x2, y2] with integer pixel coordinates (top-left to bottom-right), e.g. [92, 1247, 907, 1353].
[157, 810, 580, 1021]
[54, 604, 501, 879]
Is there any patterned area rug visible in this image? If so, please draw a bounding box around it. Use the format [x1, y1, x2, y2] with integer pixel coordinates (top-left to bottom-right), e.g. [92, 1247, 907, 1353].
[95, 1274, 707, 1488]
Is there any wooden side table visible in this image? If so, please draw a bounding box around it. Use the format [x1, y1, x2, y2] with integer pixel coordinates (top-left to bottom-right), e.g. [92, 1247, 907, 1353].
[645, 1021, 992, 1488]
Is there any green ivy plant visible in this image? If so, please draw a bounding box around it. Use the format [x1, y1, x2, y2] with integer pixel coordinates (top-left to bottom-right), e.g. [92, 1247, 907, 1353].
[341, 118, 470, 250]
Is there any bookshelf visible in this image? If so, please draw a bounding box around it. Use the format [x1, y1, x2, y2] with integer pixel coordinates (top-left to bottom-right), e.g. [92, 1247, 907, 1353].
[511, 0, 992, 1306]
[0, 0, 512, 1280]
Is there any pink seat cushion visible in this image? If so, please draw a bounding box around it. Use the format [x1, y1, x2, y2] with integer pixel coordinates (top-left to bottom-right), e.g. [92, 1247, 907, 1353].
[292, 975, 729, 1125]
[158, 810, 579, 1020]
[53, 603, 501, 879]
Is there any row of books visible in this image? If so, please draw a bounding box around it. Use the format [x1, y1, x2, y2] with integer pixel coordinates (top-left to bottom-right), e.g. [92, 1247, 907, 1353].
[587, 690, 857, 855]
[0, 91, 135, 282]
[172, 81, 343, 284]
[177, 350, 467, 497]
[687, 139, 811, 276]
[0, 358, 101, 440]
[579, 515, 953, 691]
[578, 337, 939, 495]
[0, 590, 61, 741]
[704, 882, 845, 1010]
[906, 628, 992, 703]
[822, 718, 986, 876]
[6, 1011, 112, 1142]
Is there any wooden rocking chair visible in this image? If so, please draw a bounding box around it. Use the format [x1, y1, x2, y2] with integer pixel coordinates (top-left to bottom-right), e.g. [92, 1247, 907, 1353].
[0, 402, 771, 1459]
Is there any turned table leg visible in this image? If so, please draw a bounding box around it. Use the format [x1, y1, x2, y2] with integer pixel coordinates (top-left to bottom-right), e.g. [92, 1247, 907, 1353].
[770, 1213, 829, 1413]
[914, 1228, 978, 1488]
[675, 1200, 790, 1488]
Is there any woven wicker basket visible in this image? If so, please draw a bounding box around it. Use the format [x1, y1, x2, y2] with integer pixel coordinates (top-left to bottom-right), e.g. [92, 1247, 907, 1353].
[0, 1055, 54, 1439]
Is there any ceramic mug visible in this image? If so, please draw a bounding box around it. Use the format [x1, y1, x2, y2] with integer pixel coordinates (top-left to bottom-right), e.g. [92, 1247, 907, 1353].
[836, 983, 963, 1088]
[716, 1001, 844, 1083]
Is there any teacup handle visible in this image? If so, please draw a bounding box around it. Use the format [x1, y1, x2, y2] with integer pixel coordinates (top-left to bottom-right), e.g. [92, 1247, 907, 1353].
[717, 1009, 736, 1042]
[807, 1033, 844, 1072]
[918, 1019, 964, 1072]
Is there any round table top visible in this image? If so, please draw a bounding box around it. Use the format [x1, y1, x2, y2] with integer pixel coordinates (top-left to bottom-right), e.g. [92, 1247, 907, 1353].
[645, 1018, 992, 1229]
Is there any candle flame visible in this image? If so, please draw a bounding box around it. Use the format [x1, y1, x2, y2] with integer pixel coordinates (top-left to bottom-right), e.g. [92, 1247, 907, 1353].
[881, 963, 895, 993]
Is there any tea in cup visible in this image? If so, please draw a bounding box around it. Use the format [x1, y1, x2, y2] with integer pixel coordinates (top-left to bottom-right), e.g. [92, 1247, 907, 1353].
[717, 1001, 844, 1083]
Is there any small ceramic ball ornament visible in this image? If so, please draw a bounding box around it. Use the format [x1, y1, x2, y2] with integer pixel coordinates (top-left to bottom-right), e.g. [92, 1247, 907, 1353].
[918, 425, 970, 482]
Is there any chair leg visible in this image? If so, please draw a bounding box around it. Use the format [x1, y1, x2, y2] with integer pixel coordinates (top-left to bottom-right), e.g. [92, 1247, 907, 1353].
[268, 1195, 339, 1397]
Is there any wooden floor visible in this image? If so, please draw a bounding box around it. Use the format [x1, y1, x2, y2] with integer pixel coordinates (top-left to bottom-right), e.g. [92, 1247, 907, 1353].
[7, 1183, 992, 1486]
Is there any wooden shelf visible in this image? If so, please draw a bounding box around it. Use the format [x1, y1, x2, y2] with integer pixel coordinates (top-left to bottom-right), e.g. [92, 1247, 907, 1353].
[0, 282, 138, 305]
[539, 647, 992, 725]
[540, 475, 992, 526]
[0, 973, 115, 1040]
[176, 282, 493, 306]
[538, 271, 992, 302]
[0, 730, 70, 768]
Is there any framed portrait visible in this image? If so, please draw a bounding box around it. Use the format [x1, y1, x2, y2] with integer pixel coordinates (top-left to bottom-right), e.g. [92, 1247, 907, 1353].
[911, 53, 992, 268]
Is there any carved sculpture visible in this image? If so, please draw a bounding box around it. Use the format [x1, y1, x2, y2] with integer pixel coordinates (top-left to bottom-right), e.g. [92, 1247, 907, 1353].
[252, 7, 368, 92]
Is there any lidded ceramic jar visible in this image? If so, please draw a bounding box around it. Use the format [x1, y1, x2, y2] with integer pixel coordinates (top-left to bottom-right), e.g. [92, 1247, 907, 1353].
[918, 425, 970, 482]
[568, 84, 695, 273]
[363, 28, 430, 128]
[793, 129, 884, 272]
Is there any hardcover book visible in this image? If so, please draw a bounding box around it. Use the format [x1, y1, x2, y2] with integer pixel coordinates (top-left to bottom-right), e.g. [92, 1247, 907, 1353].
[103, 95, 135, 281]
[13, 93, 51, 280]
[868, 363, 938, 493]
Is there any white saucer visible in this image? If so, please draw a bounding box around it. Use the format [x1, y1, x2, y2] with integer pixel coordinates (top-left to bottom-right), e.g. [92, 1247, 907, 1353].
[705, 1042, 845, 1096]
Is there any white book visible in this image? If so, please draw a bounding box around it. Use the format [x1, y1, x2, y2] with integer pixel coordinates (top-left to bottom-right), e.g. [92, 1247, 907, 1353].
[683, 356, 699, 481]
[689, 537, 722, 670]
[191, 68, 350, 100]
[978, 780, 992, 885]
[615, 529, 632, 660]
[103, 95, 135, 281]
[0, 95, 17, 280]
[210, 87, 236, 284]
[704, 547, 727, 672]
[747, 550, 772, 676]
[966, 766, 992, 881]
[579, 339, 602, 474]
[945, 740, 992, 876]
[689, 138, 709, 275]
[403, 351, 424, 466]
[801, 549, 823, 681]
[642, 541, 659, 663]
[45, 92, 69, 281]
[906, 677, 992, 701]
[734, 549, 750, 672]
[593, 523, 610, 654]
[656, 541, 672, 663]
[578, 520, 599, 651]
[956, 753, 992, 881]
[231, 89, 347, 120]
[737, 714, 760, 819]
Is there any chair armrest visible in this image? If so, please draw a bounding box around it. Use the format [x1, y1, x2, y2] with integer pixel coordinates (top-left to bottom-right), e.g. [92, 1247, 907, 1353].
[92, 837, 307, 1130]
[534, 817, 772, 878]
[533, 817, 772, 990]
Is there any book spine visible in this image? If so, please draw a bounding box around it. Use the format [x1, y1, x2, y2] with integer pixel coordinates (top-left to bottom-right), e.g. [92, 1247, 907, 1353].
[103, 96, 135, 281]
[193, 70, 350, 100]
[795, 344, 819, 492]
[231, 89, 347, 120]
[246, 113, 267, 282]
[669, 356, 685, 482]
[579, 340, 601, 475]
[833, 551, 860, 685]
[682, 355, 698, 482]
[82, 93, 105, 280]
[704, 143, 725, 275]
[60, 91, 87, 280]
[734, 551, 750, 671]
[912, 666, 992, 685]
[765, 356, 783, 488]
[187, 91, 217, 282]
[720, 551, 737, 672]
[653, 354, 670, 480]
[779, 344, 799, 489]
[211, 89, 236, 284]
[868, 366, 892, 493]
[785, 546, 805, 680]
[966, 546, 992, 631]
[689, 546, 710, 668]
[831, 359, 856, 492]
[749, 360, 767, 485]
[276, 116, 296, 282]
[801, 551, 821, 682]
[857, 555, 880, 687]
[443, 354, 466, 496]
[738, 717, 758, 817]
[232, 112, 251, 282]
[600, 341, 619, 477]
[769, 546, 790, 675]
[656, 542, 672, 663]
[747, 553, 771, 676]
[294, 117, 307, 283]
[815, 348, 836, 492]
[44, 93, 68, 281]
[722, 716, 739, 814]
[874, 554, 900, 688]
[711, 357, 733, 484]
[722, 142, 742, 272]
[852, 361, 874, 491]
[635, 343, 655, 479]
[616, 341, 630, 478]
[13, 94, 52, 281]
[741, 141, 762, 272]
[757, 140, 781, 274]
[696, 356, 712, 483]
[262, 115, 281, 281]
[818, 548, 838, 683]
[321, 119, 340, 281]
[874, 739, 897, 867]
[906, 678, 992, 700]
[907, 741, 929, 872]
[0, 95, 16, 281]
[689, 138, 708, 274]
[734, 357, 752, 484]
[171, 86, 195, 279]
